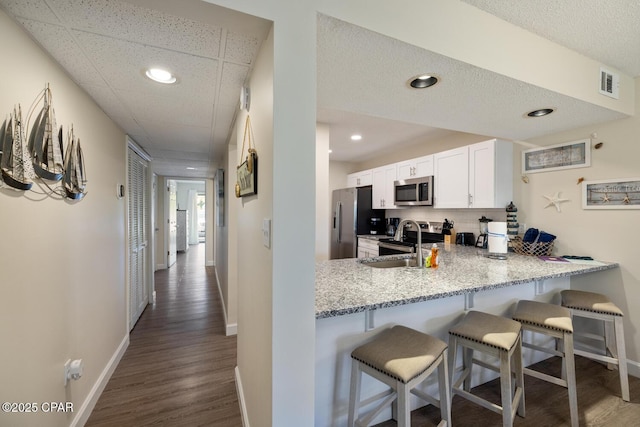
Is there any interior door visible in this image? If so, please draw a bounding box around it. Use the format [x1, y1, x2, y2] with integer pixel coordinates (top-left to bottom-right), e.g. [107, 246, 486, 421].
[128, 145, 150, 330]
[167, 179, 177, 267]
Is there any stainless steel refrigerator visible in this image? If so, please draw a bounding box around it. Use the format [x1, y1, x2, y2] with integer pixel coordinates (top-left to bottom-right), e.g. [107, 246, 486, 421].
[330, 186, 385, 259]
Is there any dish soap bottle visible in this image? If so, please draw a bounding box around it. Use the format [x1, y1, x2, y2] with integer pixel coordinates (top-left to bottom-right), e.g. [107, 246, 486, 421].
[430, 243, 439, 269]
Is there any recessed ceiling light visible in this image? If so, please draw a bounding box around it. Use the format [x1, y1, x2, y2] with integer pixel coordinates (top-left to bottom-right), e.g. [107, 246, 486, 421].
[186, 167, 196, 170]
[145, 68, 177, 84]
[328, 149, 333, 154]
[409, 74, 438, 89]
[527, 108, 554, 117]
[350, 134, 362, 141]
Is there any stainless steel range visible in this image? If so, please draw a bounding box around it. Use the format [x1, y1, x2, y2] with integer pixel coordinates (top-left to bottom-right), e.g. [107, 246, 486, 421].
[377, 221, 444, 255]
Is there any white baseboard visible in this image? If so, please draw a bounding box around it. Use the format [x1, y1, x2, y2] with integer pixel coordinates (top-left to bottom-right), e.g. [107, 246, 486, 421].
[71, 334, 129, 427]
[215, 268, 237, 336]
[156, 262, 166, 270]
[628, 358, 640, 379]
[205, 260, 214, 267]
[235, 366, 250, 427]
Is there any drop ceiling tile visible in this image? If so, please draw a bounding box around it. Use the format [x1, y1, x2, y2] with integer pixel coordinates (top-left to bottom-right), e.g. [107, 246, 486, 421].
[224, 30, 261, 65]
[17, 19, 106, 87]
[212, 104, 236, 145]
[0, 0, 60, 23]
[218, 62, 250, 108]
[50, 0, 221, 58]
[73, 30, 218, 98]
[142, 122, 211, 152]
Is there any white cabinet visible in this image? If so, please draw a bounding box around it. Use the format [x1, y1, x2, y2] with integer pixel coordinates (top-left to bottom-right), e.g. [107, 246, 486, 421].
[357, 237, 379, 258]
[347, 169, 372, 187]
[396, 154, 434, 180]
[468, 139, 513, 208]
[434, 146, 469, 208]
[372, 164, 397, 209]
[434, 139, 512, 209]
[176, 209, 189, 252]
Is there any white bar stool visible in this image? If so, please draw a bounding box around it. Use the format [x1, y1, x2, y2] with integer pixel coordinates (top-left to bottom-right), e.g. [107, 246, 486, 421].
[448, 310, 525, 427]
[348, 325, 451, 427]
[512, 300, 578, 427]
[561, 289, 630, 401]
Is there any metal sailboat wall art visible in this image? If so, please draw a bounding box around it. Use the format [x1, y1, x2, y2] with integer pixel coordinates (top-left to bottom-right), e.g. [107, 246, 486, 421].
[28, 84, 64, 181]
[1, 83, 87, 200]
[62, 124, 87, 200]
[0, 105, 36, 191]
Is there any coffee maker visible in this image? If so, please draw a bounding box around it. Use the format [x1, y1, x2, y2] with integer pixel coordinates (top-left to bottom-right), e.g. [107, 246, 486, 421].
[386, 217, 400, 236]
[369, 217, 385, 235]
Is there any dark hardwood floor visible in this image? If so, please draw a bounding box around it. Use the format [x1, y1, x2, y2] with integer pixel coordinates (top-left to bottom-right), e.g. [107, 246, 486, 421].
[86, 244, 242, 427]
[86, 244, 639, 426]
[374, 355, 640, 426]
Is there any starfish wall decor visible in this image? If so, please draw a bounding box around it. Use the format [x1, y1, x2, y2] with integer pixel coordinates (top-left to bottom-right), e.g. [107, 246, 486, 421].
[543, 191, 570, 212]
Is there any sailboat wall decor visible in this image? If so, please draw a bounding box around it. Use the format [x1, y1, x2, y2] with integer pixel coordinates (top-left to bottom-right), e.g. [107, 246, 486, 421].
[1, 105, 35, 191]
[29, 84, 64, 181]
[1, 83, 88, 201]
[62, 125, 87, 200]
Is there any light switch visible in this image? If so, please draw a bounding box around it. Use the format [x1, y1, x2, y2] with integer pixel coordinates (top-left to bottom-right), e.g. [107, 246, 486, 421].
[263, 218, 271, 248]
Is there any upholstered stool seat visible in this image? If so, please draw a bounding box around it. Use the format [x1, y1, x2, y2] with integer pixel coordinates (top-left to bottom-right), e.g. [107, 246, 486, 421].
[348, 325, 451, 427]
[561, 289, 629, 401]
[448, 311, 525, 427]
[512, 300, 578, 427]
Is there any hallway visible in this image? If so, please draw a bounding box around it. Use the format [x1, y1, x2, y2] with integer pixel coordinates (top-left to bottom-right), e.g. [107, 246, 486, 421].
[86, 244, 241, 426]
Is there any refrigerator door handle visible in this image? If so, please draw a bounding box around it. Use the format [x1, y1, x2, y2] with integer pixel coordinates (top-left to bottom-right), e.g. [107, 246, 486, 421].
[336, 201, 342, 243]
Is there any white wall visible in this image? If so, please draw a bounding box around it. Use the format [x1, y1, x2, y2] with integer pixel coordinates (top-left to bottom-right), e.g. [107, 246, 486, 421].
[207, 1, 639, 425]
[0, 10, 127, 427]
[234, 26, 275, 425]
[518, 77, 640, 368]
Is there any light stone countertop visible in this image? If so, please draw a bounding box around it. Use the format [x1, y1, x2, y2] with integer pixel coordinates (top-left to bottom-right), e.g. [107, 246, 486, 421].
[315, 244, 618, 319]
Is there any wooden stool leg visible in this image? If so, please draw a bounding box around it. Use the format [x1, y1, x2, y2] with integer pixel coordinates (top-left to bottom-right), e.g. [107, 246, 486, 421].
[514, 336, 525, 417]
[438, 349, 452, 426]
[564, 333, 579, 427]
[348, 359, 361, 427]
[499, 349, 514, 427]
[605, 319, 616, 370]
[614, 316, 630, 401]
[397, 380, 410, 427]
[463, 347, 473, 392]
[448, 336, 458, 391]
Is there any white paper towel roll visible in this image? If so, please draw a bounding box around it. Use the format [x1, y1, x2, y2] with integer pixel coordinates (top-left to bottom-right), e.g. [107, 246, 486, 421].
[488, 222, 508, 254]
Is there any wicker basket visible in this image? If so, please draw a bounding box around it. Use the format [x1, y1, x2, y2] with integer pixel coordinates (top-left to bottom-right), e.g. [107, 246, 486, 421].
[510, 236, 554, 256]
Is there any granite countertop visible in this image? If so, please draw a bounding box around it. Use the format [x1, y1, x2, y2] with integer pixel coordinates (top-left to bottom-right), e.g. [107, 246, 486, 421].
[315, 245, 618, 319]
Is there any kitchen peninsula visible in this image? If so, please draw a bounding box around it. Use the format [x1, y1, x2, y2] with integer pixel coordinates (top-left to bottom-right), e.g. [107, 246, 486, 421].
[314, 245, 618, 426]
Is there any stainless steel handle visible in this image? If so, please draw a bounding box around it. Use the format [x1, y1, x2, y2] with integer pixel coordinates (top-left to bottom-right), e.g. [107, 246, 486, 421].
[378, 241, 415, 253]
[336, 201, 342, 243]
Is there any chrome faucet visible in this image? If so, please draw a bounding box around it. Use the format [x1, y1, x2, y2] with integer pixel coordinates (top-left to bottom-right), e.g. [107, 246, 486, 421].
[394, 219, 424, 267]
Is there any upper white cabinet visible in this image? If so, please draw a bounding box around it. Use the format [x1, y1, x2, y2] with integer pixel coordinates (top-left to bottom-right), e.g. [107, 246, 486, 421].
[433, 146, 469, 208]
[396, 154, 434, 180]
[347, 169, 372, 187]
[372, 164, 397, 209]
[434, 139, 513, 209]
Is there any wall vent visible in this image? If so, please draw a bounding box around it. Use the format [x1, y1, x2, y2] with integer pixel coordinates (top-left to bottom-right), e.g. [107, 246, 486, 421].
[599, 67, 620, 99]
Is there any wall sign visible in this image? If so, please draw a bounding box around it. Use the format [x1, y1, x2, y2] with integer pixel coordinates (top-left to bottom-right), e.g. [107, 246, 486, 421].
[522, 139, 590, 174]
[582, 177, 640, 209]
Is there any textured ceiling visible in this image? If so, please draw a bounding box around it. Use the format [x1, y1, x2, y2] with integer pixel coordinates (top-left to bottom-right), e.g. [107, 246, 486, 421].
[1, 0, 637, 172]
[0, 0, 271, 178]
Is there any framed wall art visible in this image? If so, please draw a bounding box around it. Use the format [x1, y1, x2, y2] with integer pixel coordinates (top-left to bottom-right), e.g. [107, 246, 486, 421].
[582, 177, 640, 209]
[522, 139, 590, 174]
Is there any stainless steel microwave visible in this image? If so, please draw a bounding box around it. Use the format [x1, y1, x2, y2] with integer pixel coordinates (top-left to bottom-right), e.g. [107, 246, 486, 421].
[394, 176, 434, 206]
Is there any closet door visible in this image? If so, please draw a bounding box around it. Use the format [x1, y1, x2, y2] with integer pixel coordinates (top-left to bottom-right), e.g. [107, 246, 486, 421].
[128, 146, 149, 330]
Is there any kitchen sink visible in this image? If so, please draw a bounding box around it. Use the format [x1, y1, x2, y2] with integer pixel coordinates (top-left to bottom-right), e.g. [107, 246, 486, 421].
[360, 257, 419, 268]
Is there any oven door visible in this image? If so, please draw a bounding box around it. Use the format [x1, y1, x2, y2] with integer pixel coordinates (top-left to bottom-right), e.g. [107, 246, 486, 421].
[378, 241, 415, 255]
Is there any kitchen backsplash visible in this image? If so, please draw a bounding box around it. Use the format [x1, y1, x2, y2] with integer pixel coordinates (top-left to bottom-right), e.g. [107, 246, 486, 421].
[389, 208, 508, 234]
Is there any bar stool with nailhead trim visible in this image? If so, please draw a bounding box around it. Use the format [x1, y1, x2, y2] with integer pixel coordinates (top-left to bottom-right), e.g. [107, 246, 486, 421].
[348, 325, 451, 427]
[512, 300, 578, 427]
[561, 289, 629, 401]
[448, 310, 525, 427]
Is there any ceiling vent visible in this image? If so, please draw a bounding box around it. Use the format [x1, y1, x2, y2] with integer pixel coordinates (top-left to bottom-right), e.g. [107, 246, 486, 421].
[599, 67, 619, 99]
